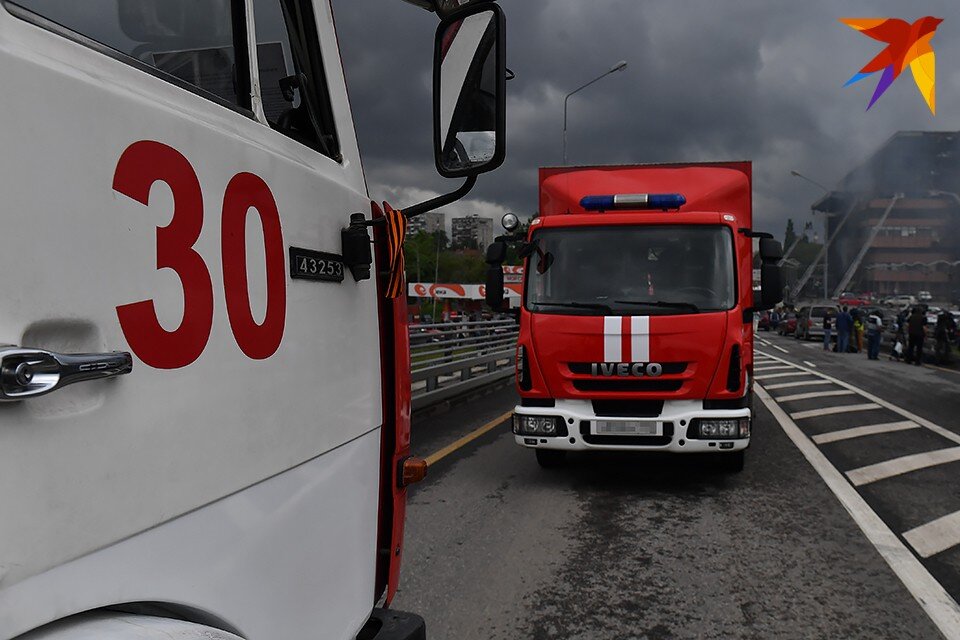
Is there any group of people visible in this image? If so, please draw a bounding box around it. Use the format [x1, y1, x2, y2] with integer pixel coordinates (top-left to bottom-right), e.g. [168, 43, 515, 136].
[822, 305, 958, 366]
[822, 306, 884, 359]
[889, 307, 957, 366]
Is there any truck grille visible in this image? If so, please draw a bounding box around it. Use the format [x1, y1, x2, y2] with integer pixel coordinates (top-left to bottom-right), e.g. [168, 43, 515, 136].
[572, 379, 683, 393]
[592, 399, 664, 417]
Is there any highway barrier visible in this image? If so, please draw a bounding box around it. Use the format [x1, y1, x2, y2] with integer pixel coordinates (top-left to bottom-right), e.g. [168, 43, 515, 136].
[409, 319, 518, 410]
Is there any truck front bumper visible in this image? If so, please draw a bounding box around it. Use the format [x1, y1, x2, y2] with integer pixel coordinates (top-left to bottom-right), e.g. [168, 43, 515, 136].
[512, 399, 750, 453]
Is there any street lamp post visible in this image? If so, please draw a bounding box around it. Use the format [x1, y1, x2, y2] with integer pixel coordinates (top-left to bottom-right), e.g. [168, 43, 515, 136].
[790, 170, 832, 300]
[563, 60, 627, 165]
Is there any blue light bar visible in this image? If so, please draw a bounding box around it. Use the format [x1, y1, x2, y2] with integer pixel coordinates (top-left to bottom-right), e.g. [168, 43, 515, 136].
[579, 193, 686, 212]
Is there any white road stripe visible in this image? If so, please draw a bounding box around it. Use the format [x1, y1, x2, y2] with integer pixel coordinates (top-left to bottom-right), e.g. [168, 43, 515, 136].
[775, 389, 855, 403]
[754, 365, 795, 372]
[755, 385, 960, 638]
[603, 316, 621, 362]
[803, 360, 817, 368]
[812, 421, 920, 445]
[904, 510, 960, 558]
[790, 403, 881, 420]
[846, 447, 960, 487]
[755, 371, 815, 380]
[770, 344, 789, 353]
[631, 315, 649, 362]
[763, 379, 834, 390]
[755, 350, 960, 448]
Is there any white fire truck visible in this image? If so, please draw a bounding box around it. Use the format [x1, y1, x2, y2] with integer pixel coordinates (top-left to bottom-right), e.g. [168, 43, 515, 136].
[0, 0, 506, 638]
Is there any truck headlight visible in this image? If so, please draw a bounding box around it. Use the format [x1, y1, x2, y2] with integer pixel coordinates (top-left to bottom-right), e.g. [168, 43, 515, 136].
[694, 418, 750, 439]
[513, 414, 563, 436]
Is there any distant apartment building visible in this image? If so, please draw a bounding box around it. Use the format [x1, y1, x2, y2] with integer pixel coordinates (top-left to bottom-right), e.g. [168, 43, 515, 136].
[451, 214, 493, 250]
[804, 131, 960, 301]
[406, 210, 445, 236]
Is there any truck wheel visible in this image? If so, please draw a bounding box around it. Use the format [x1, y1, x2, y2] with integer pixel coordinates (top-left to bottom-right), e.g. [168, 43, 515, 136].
[535, 449, 566, 468]
[718, 450, 745, 473]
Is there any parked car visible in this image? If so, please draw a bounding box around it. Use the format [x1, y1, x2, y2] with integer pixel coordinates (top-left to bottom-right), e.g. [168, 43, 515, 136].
[758, 311, 772, 331]
[918, 290, 933, 302]
[778, 312, 798, 336]
[797, 304, 837, 341]
[887, 294, 917, 307]
[838, 291, 867, 307]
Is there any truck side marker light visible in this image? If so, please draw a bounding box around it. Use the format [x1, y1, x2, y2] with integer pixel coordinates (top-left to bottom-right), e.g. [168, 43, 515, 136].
[401, 457, 428, 487]
[579, 193, 686, 212]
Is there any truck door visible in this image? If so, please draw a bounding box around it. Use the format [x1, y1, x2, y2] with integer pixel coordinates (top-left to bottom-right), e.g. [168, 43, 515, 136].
[0, 0, 381, 626]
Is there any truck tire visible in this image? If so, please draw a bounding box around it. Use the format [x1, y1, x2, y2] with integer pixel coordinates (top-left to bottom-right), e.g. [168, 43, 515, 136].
[717, 450, 745, 473]
[535, 449, 566, 468]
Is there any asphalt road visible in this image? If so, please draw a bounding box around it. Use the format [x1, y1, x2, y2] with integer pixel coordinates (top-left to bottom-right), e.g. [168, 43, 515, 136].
[394, 332, 960, 639]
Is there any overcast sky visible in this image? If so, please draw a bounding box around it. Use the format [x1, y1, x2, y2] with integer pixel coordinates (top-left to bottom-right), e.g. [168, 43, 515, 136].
[331, 0, 960, 241]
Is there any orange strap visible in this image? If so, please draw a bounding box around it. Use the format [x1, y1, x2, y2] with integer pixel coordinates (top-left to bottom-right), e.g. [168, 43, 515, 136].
[383, 203, 407, 299]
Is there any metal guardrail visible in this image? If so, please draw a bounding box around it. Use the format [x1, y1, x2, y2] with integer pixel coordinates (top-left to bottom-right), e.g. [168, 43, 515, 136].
[409, 319, 518, 410]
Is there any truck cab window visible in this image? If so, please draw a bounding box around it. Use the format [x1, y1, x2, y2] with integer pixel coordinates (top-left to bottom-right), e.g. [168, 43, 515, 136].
[252, 0, 340, 160]
[6, 0, 248, 110]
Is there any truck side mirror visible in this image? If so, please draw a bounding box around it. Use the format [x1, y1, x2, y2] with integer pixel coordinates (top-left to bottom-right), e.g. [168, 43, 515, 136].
[433, 3, 506, 179]
[759, 263, 783, 309]
[485, 240, 507, 310]
[755, 239, 784, 310]
[759, 237, 783, 261]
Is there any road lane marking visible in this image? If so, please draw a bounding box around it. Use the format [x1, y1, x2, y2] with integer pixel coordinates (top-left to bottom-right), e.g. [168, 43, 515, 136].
[763, 379, 834, 390]
[770, 344, 789, 353]
[812, 420, 920, 445]
[846, 447, 960, 487]
[775, 389, 855, 403]
[425, 410, 513, 466]
[803, 360, 817, 368]
[904, 510, 960, 558]
[756, 350, 960, 448]
[753, 365, 795, 372]
[755, 371, 814, 380]
[790, 403, 881, 420]
[755, 384, 960, 638]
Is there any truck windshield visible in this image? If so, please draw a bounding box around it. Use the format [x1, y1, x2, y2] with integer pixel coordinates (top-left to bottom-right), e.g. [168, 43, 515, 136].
[525, 225, 736, 315]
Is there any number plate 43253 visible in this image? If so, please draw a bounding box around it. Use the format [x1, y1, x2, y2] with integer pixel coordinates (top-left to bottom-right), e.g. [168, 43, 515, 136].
[289, 247, 345, 283]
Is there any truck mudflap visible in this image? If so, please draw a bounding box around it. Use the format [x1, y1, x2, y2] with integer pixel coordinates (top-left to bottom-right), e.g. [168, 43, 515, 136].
[357, 609, 426, 640]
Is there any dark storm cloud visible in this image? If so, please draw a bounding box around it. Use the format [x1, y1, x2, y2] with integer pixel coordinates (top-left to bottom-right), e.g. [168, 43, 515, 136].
[332, 0, 960, 237]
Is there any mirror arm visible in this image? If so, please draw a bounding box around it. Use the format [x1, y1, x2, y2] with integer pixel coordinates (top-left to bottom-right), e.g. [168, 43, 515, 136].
[402, 176, 477, 218]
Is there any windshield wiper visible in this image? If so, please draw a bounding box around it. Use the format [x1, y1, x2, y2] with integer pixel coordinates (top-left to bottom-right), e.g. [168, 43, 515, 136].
[535, 301, 613, 313]
[613, 300, 700, 313]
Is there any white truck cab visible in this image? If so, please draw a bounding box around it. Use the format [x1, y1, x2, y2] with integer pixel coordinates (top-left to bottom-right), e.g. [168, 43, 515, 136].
[0, 1, 506, 638]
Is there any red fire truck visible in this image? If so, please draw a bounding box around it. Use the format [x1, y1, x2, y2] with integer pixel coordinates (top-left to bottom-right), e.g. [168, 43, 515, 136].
[486, 163, 783, 472]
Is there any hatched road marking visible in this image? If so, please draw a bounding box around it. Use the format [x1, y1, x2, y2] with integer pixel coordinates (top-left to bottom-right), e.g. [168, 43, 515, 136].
[904, 510, 960, 559]
[846, 447, 960, 487]
[774, 389, 855, 403]
[755, 384, 960, 638]
[812, 420, 920, 445]
[755, 371, 815, 380]
[790, 403, 882, 420]
[763, 379, 833, 390]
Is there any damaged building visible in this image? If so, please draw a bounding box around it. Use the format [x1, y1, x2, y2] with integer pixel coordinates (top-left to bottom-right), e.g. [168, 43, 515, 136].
[795, 131, 960, 302]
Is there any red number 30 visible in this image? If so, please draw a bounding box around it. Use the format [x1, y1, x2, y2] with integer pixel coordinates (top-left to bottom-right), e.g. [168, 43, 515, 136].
[113, 141, 286, 369]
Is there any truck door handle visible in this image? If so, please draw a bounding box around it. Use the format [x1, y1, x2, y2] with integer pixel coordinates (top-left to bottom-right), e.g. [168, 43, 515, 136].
[0, 347, 133, 401]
